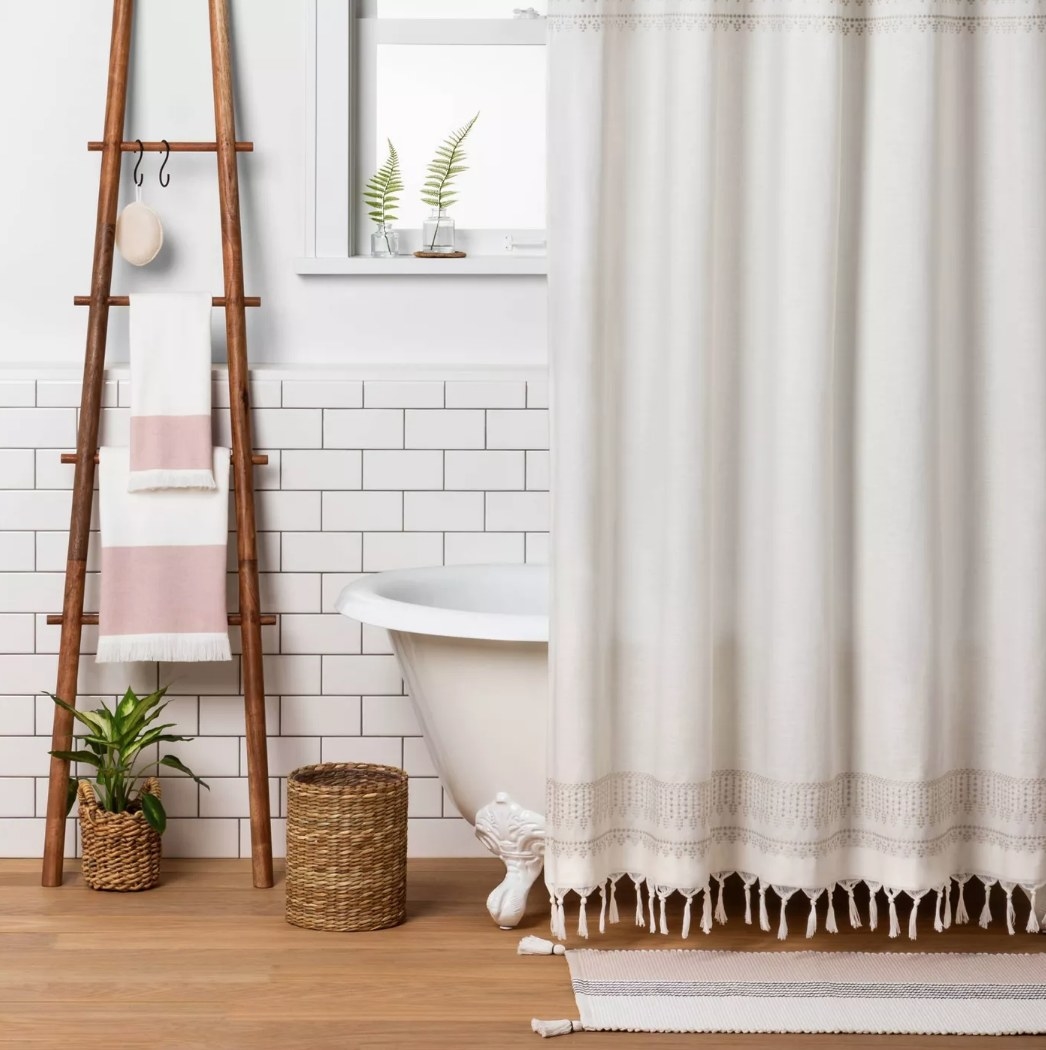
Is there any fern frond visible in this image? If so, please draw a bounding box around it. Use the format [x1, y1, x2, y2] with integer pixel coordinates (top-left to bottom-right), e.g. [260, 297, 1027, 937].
[419, 112, 479, 213]
[363, 139, 402, 226]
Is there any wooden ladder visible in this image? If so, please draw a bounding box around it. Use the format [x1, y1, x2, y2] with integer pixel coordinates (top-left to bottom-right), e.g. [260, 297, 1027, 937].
[41, 0, 274, 889]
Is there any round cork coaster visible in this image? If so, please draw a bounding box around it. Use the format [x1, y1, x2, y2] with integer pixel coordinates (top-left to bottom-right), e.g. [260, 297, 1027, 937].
[413, 250, 467, 259]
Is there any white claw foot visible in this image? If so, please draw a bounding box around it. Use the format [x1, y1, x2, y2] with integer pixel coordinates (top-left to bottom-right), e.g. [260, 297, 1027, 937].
[475, 792, 546, 929]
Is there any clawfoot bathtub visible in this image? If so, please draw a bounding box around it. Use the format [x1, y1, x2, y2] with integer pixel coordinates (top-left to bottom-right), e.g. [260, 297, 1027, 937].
[335, 564, 548, 928]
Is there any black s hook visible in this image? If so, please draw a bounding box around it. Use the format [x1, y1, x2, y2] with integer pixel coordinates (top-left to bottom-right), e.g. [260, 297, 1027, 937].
[159, 139, 171, 188]
[133, 139, 145, 187]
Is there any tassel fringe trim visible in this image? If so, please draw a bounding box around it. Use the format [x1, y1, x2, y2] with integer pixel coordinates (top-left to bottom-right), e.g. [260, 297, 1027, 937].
[547, 873, 1046, 942]
[96, 631, 231, 664]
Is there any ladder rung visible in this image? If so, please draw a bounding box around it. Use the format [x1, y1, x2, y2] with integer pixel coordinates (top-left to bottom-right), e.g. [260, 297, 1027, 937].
[88, 140, 253, 153]
[60, 452, 269, 466]
[74, 296, 261, 308]
[47, 613, 278, 627]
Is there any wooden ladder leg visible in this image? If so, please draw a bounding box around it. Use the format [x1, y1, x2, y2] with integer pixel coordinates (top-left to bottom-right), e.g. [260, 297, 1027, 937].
[210, 0, 273, 889]
[42, 0, 135, 888]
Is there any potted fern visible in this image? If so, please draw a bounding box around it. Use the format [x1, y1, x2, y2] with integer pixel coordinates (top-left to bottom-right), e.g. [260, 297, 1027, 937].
[417, 112, 479, 257]
[48, 685, 208, 891]
[364, 139, 404, 257]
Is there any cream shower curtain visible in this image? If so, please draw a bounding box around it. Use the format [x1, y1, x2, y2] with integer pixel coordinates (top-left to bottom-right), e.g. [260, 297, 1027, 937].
[547, 0, 1046, 940]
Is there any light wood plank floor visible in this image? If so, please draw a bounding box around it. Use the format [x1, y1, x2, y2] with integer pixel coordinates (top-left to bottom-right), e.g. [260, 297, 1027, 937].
[0, 859, 1043, 1049]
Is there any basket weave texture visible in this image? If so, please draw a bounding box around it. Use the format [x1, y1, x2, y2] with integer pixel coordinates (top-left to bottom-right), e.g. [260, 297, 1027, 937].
[77, 778, 162, 892]
[285, 762, 408, 932]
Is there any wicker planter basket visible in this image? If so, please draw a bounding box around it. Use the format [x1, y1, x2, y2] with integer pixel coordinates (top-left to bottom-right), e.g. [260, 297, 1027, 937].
[77, 778, 162, 892]
[286, 762, 408, 932]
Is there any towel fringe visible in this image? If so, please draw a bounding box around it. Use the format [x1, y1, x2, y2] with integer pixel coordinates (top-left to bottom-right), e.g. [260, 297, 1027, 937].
[96, 632, 231, 664]
[127, 468, 218, 492]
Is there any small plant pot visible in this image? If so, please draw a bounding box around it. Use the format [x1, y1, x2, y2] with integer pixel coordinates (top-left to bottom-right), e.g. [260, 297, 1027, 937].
[77, 778, 162, 892]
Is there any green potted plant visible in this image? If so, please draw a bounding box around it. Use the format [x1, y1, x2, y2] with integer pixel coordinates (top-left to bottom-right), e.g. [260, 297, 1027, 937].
[48, 685, 208, 891]
[416, 112, 479, 257]
[364, 138, 404, 257]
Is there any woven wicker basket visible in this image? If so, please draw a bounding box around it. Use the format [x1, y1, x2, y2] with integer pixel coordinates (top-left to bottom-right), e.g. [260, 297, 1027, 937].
[77, 778, 162, 892]
[285, 762, 408, 932]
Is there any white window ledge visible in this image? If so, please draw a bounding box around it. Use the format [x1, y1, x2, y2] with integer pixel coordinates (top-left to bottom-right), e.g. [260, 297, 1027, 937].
[294, 254, 547, 276]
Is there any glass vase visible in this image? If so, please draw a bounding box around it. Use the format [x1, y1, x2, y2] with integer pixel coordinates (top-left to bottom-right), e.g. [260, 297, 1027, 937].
[370, 223, 400, 258]
[421, 209, 456, 254]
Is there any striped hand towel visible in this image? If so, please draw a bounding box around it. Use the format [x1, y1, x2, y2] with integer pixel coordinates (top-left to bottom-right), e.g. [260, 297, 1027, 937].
[97, 446, 231, 664]
[129, 292, 215, 491]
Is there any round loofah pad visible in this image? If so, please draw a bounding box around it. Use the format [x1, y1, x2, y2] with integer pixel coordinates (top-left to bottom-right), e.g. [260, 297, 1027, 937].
[115, 200, 164, 267]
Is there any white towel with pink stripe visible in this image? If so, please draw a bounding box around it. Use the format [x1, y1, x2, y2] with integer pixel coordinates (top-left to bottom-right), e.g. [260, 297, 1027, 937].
[128, 292, 216, 491]
[96, 446, 231, 663]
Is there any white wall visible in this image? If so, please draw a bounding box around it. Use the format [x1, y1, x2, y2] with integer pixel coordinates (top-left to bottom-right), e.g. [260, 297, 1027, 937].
[0, 0, 547, 366]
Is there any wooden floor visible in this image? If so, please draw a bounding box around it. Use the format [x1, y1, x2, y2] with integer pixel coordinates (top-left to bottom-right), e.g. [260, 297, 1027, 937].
[0, 859, 1044, 1049]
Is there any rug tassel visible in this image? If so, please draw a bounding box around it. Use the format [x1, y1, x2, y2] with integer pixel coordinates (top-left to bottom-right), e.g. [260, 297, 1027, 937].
[825, 888, 838, 934]
[608, 876, 621, 925]
[631, 875, 645, 928]
[979, 877, 997, 929]
[701, 880, 713, 935]
[598, 885, 607, 935]
[577, 895, 589, 939]
[934, 888, 944, 933]
[532, 1019, 583, 1038]
[908, 891, 926, 940]
[867, 882, 880, 931]
[884, 888, 900, 939]
[955, 876, 971, 925]
[518, 936, 566, 956]
[1024, 886, 1040, 934]
[714, 874, 728, 925]
[758, 882, 771, 933]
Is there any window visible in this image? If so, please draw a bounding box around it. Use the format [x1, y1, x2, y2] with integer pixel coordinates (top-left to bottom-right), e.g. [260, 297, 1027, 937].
[300, 0, 548, 274]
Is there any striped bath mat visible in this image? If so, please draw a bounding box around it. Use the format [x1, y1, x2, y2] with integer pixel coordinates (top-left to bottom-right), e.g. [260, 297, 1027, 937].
[522, 941, 1046, 1036]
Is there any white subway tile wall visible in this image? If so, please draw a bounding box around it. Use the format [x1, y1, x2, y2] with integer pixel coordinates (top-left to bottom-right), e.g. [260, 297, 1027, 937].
[0, 372, 546, 860]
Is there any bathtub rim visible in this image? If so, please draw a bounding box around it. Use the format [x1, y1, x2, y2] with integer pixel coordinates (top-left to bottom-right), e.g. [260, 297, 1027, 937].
[334, 563, 549, 643]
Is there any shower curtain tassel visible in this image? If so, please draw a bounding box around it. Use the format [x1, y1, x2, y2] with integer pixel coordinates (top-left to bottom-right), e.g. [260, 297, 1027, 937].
[1024, 886, 1040, 934]
[934, 888, 944, 933]
[631, 875, 645, 927]
[979, 877, 997, 928]
[549, 894, 559, 938]
[681, 892, 696, 939]
[518, 936, 566, 956]
[701, 880, 713, 934]
[531, 1019, 584, 1038]
[598, 885, 607, 935]
[657, 889, 669, 935]
[908, 891, 926, 940]
[943, 881, 952, 929]
[647, 882, 657, 934]
[608, 876, 621, 925]
[955, 876, 971, 925]
[741, 873, 756, 925]
[866, 882, 880, 931]
[577, 894, 589, 939]
[758, 882, 771, 932]
[773, 887, 796, 940]
[825, 888, 838, 934]
[805, 892, 819, 939]
[842, 881, 861, 928]
[884, 888, 900, 938]
[1001, 882, 1016, 936]
[714, 874, 728, 925]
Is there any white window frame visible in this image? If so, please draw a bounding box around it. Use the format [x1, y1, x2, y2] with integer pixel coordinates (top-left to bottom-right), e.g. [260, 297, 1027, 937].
[297, 0, 547, 275]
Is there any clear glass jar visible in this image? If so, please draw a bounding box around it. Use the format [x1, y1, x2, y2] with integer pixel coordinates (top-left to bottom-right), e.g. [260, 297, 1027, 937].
[422, 209, 456, 254]
[370, 223, 400, 258]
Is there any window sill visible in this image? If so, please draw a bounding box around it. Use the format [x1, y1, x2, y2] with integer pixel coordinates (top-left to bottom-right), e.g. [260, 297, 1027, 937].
[294, 254, 547, 276]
